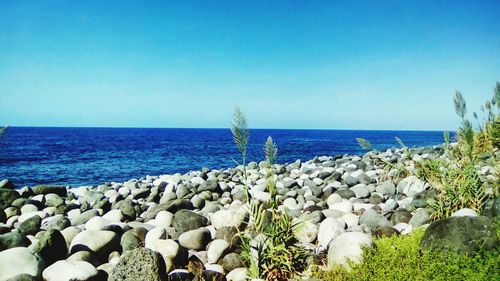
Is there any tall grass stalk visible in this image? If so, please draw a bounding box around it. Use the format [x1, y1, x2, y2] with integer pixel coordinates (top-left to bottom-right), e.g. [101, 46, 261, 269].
[231, 106, 250, 200]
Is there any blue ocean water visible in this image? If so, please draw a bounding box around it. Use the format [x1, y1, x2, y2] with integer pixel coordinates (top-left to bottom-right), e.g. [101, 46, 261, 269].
[0, 127, 450, 188]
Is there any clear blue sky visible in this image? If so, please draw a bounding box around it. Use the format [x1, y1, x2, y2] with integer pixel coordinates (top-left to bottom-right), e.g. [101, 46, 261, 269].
[1, 0, 499, 130]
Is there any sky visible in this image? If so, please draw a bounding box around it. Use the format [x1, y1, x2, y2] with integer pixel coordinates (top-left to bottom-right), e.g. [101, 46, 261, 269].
[0, 0, 499, 130]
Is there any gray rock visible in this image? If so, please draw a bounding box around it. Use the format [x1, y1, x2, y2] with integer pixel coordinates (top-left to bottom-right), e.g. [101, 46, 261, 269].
[71, 210, 100, 226]
[18, 215, 42, 235]
[215, 226, 239, 247]
[359, 209, 392, 229]
[44, 193, 64, 208]
[121, 227, 148, 251]
[0, 232, 29, 251]
[391, 209, 412, 224]
[207, 239, 230, 263]
[0, 188, 20, 209]
[0, 247, 44, 280]
[109, 247, 167, 281]
[32, 185, 67, 197]
[33, 229, 68, 266]
[328, 232, 373, 268]
[42, 260, 99, 281]
[373, 226, 400, 238]
[5, 273, 38, 281]
[0, 179, 14, 189]
[198, 179, 219, 192]
[70, 230, 120, 260]
[334, 189, 355, 199]
[176, 184, 190, 198]
[318, 217, 345, 247]
[420, 216, 498, 255]
[178, 227, 211, 250]
[172, 209, 208, 233]
[42, 216, 71, 231]
[409, 208, 430, 227]
[376, 181, 396, 196]
[221, 252, 245, 273]
[350, 184, 370, 199]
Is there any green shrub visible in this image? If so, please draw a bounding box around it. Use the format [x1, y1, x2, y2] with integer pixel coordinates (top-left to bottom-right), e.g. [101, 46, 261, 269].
[313, 229, 500, 281]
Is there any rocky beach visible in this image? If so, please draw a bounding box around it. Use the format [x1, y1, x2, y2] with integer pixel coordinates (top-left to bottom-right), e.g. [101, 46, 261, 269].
[0, 144, 498, 281]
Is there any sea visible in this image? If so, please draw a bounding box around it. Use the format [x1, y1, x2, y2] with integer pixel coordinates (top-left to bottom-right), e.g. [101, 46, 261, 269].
[0, 127, 451, 188]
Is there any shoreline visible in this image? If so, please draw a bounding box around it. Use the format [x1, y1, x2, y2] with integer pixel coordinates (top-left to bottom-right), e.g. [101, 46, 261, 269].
[0, 143, 497, 280]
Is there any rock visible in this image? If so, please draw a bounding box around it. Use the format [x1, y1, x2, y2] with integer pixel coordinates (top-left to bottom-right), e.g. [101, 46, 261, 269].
[102, 209, 124, 223]
[18, 215, 42, 235]
[328, 200, 353, 213]
[0, 179, 14, 189]
[360, 209, 391, 229]
[326, 194, 342, 207]
[178, 227, 211, 250]
[376, 181, 396, 196]
[391, 208, 412, 224]
[0, 232, 29, 251]
[198, 179, 219, 192]
[150, 239, 188, 268]
[318, 217, 345, 248]
[70, 230, 120, 260]
[109, 247, 168, 281]
[215, 226, 239, 247]
[220, 253, 245, 273]
[328, 232, 373, 268]
[173, 209, 208, 233]
[350, 184, 370, 199]
[373, 226, 400, 238]
[145, 227, 167, 250]
[32, 185, 67, 197]
[67, 251, 100, 267]
[116, 200, 136, 221]
[44, 193, 64, 208]
[0, 247, 44, 280]
[293, 219, 318, 243]
[451, 208, 478, 217]
[121, 227, 148, 251]
[207, 239, 230, 263]
[5, 273, 38, 281]
[85, 216, 111, 231]
[61, 226, 82, 249]
[0, 188, 20, 209]
[153, 211, 174, 228]
[71, 210, 100, 226]
[226, 268, 248, 281]
[42, 216, 71, 231]
[420, 216, 498, 255]
[397, 176, 426, 197]
[202, 270, 226, 281]
[33, 228, 67, 266]
[211, 209, 247, 230]
[334, 189, 355, 199]
[409, 208, 430, 227]
[42, 260, 98, 281]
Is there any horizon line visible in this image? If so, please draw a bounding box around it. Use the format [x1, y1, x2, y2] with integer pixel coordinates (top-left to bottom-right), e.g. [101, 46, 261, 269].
[5, 125, 453, 132]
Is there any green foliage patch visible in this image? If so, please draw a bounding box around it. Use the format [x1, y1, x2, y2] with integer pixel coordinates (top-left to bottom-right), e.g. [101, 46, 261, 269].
[313, 229, 500, 281]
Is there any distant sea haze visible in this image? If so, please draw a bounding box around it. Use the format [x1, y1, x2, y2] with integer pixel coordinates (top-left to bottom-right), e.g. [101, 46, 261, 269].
[0, 127, 451, 188]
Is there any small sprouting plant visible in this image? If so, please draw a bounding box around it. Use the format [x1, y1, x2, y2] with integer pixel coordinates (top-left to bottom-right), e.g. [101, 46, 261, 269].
[443, 130, 450, 148]
[231, 106, 250, 199]
[264, 136, 278, 165]
[356, 138, 376, 152]
[395, 136, 407, 149]
[0, 126, 8, 139]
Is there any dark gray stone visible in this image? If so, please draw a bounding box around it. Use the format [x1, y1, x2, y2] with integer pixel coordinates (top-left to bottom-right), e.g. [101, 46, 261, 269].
[0, 232, 29, 251]
[197, 180, 219, 192]
[420, 216, 498, 255]
[33, 228, 67, 266]
[173, 210, 207, 233]
[31, 185, 67, 197]
[109, 248, 167, 281]
[0, 188, 20, 209]
[18, 215, 42, 236]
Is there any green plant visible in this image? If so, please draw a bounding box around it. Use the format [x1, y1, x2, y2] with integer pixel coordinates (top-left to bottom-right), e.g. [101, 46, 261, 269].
[312, 228, 500, 281]
[231, 106, 250, 199]
[264, 136, 278, 165]
[240, 209, 308, 281]
[356, 138, 375, 152]
[0, 126, 7, 138]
